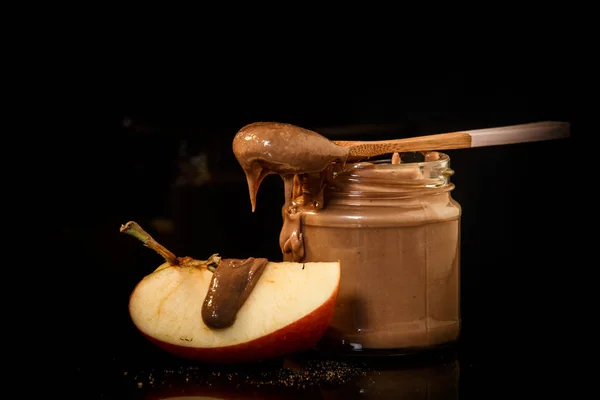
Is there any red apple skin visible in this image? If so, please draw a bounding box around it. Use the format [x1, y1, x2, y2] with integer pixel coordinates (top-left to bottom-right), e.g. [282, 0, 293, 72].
[133, 283, 339, 364]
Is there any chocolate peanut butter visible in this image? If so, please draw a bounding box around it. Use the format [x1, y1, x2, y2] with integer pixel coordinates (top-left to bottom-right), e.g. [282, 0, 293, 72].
[202, 257, 269, 329]
[232, 121, 349, 211]
[233, 122, 461, 351]
[233, 122, 349, 261]
[302, 160, 460, 349]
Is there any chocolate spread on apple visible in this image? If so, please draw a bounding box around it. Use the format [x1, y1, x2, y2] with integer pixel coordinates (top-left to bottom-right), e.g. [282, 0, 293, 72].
[233, 122, 461, 351]
[202, 257, 269, 329]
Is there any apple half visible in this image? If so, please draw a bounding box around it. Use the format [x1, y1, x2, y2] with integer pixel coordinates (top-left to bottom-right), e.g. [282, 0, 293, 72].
[129, 257, 340, 364]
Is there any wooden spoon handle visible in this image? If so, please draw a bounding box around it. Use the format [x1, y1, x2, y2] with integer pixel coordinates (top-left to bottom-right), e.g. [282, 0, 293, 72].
[334, 121, 570, 159]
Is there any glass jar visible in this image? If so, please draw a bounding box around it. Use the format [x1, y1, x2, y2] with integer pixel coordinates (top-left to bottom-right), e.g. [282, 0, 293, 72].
[300, 153, 461, 354]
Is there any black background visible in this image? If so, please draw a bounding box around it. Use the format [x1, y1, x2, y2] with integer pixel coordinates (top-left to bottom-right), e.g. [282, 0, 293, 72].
[48, 51, 575, 397]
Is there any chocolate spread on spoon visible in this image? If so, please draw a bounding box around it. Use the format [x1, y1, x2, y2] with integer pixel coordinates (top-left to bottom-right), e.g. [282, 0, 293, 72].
[232, 122, 349, 261]
[202, 257, 269, 329]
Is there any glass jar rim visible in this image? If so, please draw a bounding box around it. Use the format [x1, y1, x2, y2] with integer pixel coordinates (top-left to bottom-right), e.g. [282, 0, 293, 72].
[348, 152, 450, 171]
[326, 152, 454, 197]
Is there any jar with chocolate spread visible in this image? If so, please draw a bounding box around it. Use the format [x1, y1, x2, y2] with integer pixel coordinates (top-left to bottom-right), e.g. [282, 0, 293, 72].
[297, 152, 461, 354]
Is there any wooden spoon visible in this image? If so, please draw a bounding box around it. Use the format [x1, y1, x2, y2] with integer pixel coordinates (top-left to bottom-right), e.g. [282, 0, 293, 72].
[333, 121, 570, 160]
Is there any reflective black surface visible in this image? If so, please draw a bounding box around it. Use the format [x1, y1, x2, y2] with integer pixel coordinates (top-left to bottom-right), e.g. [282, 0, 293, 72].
[69, 343, 466, 399]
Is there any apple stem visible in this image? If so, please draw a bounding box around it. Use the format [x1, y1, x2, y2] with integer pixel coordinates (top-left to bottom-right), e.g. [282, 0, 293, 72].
[120, 221, 180, 266]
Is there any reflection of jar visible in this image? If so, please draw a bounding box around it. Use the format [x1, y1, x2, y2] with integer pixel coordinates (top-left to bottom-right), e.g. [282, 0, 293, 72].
[321, 354, 459, 399]
[302, 153, 461, 353]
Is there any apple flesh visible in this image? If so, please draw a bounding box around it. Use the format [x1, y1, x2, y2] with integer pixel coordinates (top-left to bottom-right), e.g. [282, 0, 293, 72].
[129, 260, 341, 364]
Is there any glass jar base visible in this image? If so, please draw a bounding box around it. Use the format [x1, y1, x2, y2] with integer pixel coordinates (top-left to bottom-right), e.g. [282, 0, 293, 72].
[313, 338, 459, 359]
